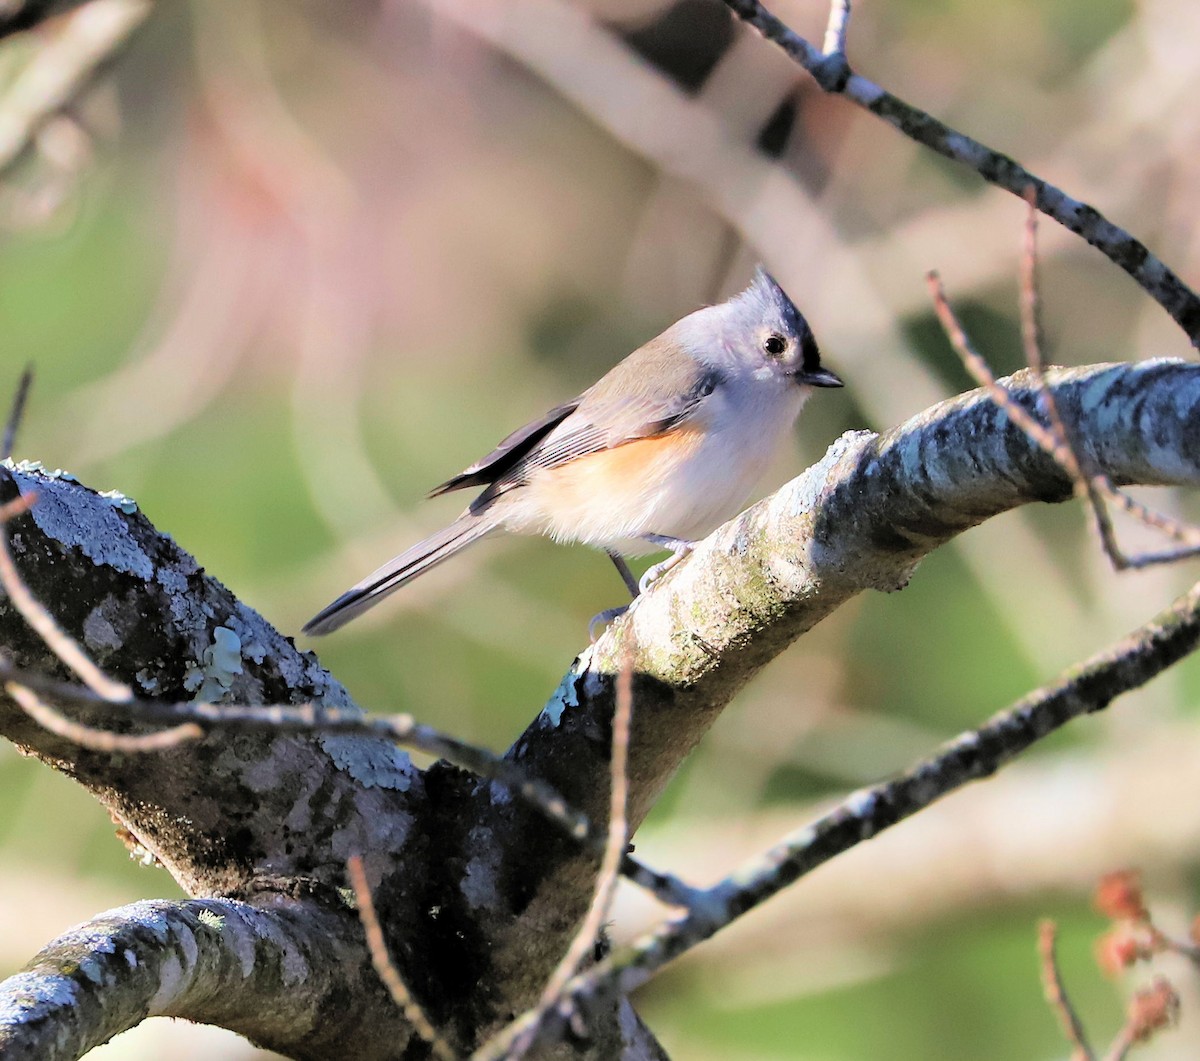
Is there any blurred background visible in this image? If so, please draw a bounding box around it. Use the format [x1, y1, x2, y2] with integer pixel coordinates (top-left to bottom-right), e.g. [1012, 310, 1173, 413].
[2, 0, 1200, 1056]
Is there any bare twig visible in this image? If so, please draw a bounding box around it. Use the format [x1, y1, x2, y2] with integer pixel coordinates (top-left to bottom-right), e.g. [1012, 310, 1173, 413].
[6, 680, 201, 752]
[1019, 188, 1046, 375]
[0, 0, 155, 175]
[477, 641, 637, 1061]
[721, 0, 1200, 344]
[1039, 920, 1094, 1061]
[0, 491, 36, 522]
[0, 2, 90, 42]
[0, 653, 697, 912]
[346, 855, 457, 1061]
[1, 366, 32, 461]
[926, 270, 1063, 457]
[821, 0, 849, 56]
[929, 268, 1200, 569]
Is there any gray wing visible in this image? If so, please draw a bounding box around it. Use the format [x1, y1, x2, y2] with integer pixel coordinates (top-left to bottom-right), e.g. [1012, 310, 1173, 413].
[428, 398, 581, 497]
[471, 336, 721, 505]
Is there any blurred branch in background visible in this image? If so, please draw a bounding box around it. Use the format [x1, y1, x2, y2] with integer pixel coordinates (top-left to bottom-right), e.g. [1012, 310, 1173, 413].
[2, 0, 1200, 1058]
[0, 0, 151, 172]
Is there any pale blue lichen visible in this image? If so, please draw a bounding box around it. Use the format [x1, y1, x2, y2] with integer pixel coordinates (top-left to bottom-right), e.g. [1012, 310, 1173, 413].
[185, 626, 244, 702]
[540, 662, 584, 727]
[97, 489, 138, 514]
[82, 605, 122, 652]
[319, 734, 414, 791]
[155, 568, 188, 595]
[460, 826, 500, 909]
[2, 459, 75, 481]
[4, 463, 153, 578]
[223, 611, 268, 665]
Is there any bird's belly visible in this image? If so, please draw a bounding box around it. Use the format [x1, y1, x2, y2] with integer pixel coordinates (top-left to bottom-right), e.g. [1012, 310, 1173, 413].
[506, 420, 782, 551]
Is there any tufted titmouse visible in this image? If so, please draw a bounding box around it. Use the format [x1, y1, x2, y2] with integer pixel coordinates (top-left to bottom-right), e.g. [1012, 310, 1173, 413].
[303, 267, 842, 636]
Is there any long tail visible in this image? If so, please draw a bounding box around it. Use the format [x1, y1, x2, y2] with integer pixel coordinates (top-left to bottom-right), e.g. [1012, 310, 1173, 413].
[302, 512, 500, 636]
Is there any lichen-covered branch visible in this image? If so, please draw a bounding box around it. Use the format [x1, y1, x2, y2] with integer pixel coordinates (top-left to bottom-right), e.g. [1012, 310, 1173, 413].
[0, 898, 412, 1061]
[515, 577, 1200, 1051]
[2, 361, 1200, 1056]
[515, 360, 1200, 837]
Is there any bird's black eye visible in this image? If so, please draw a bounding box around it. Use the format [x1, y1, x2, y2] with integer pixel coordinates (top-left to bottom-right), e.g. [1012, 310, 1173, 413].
[763, 333, 787, 357]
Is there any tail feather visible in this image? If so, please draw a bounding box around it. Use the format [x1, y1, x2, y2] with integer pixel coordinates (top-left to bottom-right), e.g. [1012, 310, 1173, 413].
[303, 513, 499, 636]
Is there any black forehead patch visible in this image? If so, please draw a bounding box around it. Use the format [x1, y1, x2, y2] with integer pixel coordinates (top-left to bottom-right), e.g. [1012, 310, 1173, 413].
[799, 330, 821, 372]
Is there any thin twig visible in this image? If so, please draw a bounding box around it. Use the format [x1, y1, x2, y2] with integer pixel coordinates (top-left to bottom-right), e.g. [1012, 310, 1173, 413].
[0, 491, 36, 523]
[929, 269, 1200, 569]
[1152, 932, 1200, 966]
[0, 654, 697, 911]
[6, 681, 201, 752]
[347, 855, 457, 1061]
[720, 0, 1200, 344]
[1019, 188, 1046, 375]
[821, 0, 850, 56]
[1103, 1025, 1136, 1061]
[1, 366, 33, 462]
[1014, 192, 1200, 564]
[926, 270, 1063, 457]
[1038, 920, 1094, 1061]
[477, 640, 637, 1061]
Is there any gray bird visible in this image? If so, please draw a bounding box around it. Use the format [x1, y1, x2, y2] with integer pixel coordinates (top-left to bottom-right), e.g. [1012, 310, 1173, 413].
[304, 267, 842, 636]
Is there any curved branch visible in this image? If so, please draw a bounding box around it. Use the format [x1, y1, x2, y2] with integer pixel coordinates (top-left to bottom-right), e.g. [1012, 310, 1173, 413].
[503, 575, 1200, 1055]
[0, 898, 409, 1060]
[482, 360, 1200, 999]
[514, 360, 1200, 826]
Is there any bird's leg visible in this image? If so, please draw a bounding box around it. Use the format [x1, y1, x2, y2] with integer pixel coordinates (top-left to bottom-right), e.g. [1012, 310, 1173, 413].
[606, 550, 640, 599]
[637, 535, 695, 594]
[590, 552, 639, 642]
[590, 541, 693, 641]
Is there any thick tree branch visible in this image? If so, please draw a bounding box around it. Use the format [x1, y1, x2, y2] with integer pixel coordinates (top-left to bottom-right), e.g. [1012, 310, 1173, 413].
[2, 360, 1200, 1054]
[515, 360, 1200, 838]
[530, 576, 1200, 1047]
[0, 898, 411, 1060]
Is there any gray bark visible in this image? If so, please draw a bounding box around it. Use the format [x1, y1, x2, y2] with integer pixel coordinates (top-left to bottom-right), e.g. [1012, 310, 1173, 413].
[2, 361, 1199, 1057]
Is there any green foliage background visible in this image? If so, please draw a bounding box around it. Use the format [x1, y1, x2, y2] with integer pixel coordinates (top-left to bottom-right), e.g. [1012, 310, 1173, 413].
[3, 1, 1200, 1057]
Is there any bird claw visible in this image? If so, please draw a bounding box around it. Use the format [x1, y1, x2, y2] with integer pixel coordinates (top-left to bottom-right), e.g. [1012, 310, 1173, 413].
[589, 605, 629, 643]
[637, 540, 694, 595]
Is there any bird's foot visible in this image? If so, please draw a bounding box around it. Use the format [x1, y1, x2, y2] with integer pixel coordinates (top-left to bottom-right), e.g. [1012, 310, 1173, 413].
[637, 536, 695, 595]
[589, 605, 630, 643]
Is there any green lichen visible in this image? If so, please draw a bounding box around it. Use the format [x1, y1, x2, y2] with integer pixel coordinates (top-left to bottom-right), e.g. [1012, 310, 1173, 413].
[196, 909, 225, 930]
